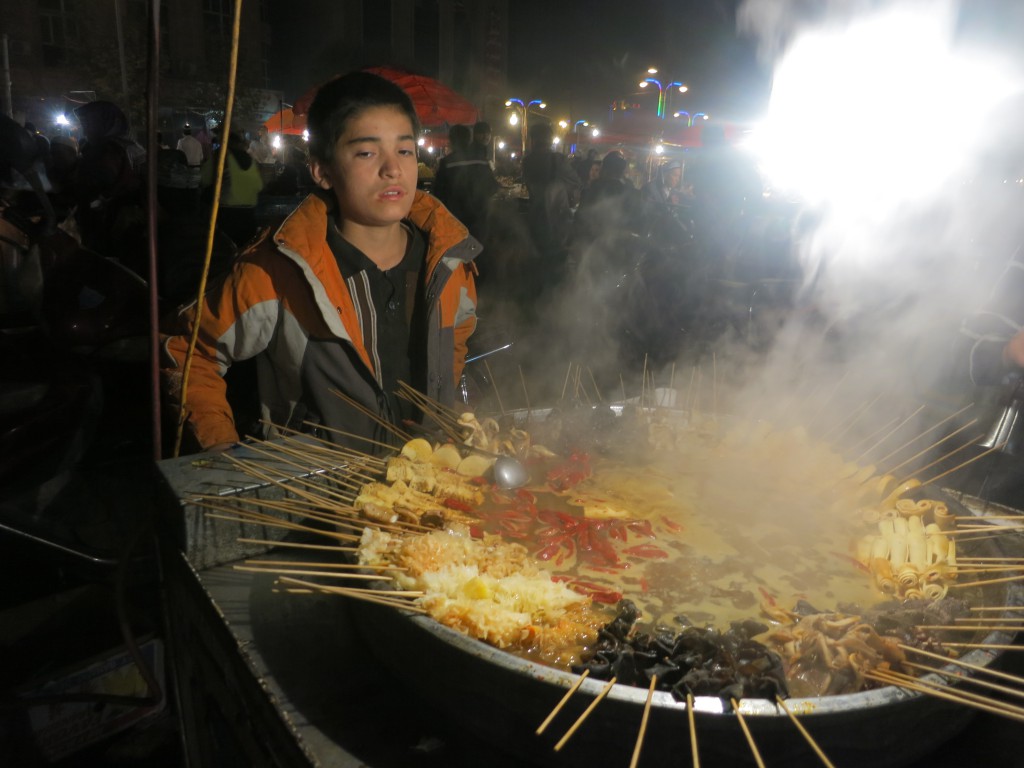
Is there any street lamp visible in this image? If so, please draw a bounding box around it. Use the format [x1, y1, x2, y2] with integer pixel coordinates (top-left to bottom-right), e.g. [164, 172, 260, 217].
[506, 97, 545, 151]
[573, 119, 589, 153]
[638, 77, 688, 118]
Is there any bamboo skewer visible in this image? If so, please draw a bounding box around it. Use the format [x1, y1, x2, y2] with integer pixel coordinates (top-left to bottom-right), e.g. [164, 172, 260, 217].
[846, 416, 901, 457]
[628, 675, 657, 768]
[855, 404, 926, 462]
[329, 388, 412, 443]
[587, 367, 603, 404]
[234, 565, 387, 580]
[259, 420, 388, 466]
[971, 605, 1024, 611]
[899, 643, 1024, 688]
[553, 677, 617, 752]
[875, 403, 976, 467]
[869, 667, 1024, 721]
[200, 510, 360, 543]
[304, 421, 399, 454]
[884, 418, 980, 476]
[730, 699, 767, 768]
[775, 696, 836, 768]
[279, 575, 424, 602]
[823, 393, 880, 442]
[904, 661, 1024, 702]
[938, 643, 1024, 651]
[916, 624, 1024, 631]
[536, 670, 590, 735]
[686, 693, 700, 768]
[519, 366, 531, 420]
[560, 362, 573, 404]
[897, 434, 982, 486]
[917, 440, 1008, 487]
[237, 538, 357, 552]
[242, 559, 401, 570]
[483, 359, 505, 415]
[948, 573, 1024, 589]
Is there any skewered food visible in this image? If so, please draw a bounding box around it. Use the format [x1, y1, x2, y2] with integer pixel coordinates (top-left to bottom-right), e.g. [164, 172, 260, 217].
[358, 523, 607, 665]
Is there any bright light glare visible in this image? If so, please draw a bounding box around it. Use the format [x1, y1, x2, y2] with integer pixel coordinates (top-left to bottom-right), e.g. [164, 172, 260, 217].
[655, 144, 664, 155]
[552, 137, 561, 145]
[592, 128, 600, 137]
[417, 137, 426, 146]
[749, 1, 1017, 219]
[498, 140, 506, 150]
[302, 129, 309, 142]
[639, 81, 649, 88]
[509, 113, 519, 126]
[272, 134, 282, 149]
[55, 114, 70, 126]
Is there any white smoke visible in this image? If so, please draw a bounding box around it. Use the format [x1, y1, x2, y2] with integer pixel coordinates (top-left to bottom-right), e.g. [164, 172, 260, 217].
[723, 0, 1024, 458]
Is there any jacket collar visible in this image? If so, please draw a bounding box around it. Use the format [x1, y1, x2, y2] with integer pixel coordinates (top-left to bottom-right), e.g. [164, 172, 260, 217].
[273, 189, 480, 273]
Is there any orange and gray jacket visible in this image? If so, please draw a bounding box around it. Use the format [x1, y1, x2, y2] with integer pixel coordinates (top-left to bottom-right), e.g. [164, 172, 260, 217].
[162, 190, 479, 450]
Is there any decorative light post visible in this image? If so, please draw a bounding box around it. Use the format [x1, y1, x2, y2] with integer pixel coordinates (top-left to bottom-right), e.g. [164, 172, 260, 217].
[573, 119, 589, 153]
[506, 97, 545, 151]
[639, 73, 687, 118]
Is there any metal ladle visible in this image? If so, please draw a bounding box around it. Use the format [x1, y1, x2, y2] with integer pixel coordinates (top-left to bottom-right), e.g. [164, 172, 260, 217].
[493, 455, 530, 490]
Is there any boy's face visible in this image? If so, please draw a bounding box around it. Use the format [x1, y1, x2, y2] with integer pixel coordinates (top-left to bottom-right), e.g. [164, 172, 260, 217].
[311, 105, 418, 227]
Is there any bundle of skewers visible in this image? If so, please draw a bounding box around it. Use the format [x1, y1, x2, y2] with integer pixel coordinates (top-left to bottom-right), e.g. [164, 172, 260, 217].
[183, 369, 1024, 768]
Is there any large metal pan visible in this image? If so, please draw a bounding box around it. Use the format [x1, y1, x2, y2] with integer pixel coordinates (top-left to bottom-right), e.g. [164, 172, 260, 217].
[348, 410, 1024, 768]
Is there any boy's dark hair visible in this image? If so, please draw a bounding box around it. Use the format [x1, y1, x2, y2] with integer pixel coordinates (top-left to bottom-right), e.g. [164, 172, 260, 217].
[307, 71, 420, 163]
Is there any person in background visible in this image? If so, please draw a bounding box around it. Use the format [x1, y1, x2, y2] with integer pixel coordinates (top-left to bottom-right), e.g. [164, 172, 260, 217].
[642, 159, 683, 209]
[176, 126, 204, 211]
[176, 126, 204, 169]
[201, 129, 265, 248]
[522, 122, 580, 275]
[432, 124, 500, 242]
[573, 150, 642, 248]
[470, 121, 492, 164]
[248, 125, 277, 186]
[72, 100, 147, 269]
[161, 71, 479, 454]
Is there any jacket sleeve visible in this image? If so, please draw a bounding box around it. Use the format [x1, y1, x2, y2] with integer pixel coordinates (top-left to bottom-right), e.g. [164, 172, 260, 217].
[161, 257, 279, 449]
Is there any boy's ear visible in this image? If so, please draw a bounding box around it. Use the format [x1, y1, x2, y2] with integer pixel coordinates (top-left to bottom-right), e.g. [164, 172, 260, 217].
[309, 159, 333, 190]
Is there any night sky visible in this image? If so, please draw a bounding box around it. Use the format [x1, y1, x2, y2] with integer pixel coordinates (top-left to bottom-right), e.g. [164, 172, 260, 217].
[507, 0, 770, 124]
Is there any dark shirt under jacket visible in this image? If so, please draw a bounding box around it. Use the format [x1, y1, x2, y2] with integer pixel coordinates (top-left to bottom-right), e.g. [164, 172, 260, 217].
[326, 220, 428, 425]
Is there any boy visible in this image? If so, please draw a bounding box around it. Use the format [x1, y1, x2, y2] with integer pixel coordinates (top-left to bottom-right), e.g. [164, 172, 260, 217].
[162, 72, 479, 453]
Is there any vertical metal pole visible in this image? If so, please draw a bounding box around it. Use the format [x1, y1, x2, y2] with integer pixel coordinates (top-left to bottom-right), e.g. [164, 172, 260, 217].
[114, 0, 130, 113]
[146, 0, 162, 460]
[1, 34, 12, 119]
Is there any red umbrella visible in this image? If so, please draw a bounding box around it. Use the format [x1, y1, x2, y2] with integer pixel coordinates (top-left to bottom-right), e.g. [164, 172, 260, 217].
[293, 67, 478, 128]
[263, 106, 305, 136]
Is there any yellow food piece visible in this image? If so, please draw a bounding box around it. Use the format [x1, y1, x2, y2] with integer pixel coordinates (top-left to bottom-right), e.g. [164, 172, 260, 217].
[431, 443, 463, 470]
[457, 454, 494, 478]
[401, 438, 434, 462]
[462, 576, 491, 599]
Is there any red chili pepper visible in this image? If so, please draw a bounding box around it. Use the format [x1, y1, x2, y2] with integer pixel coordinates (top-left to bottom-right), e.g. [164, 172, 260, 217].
[608, 525, 628, 542]
[515, 488, 536, 504]
[568, 580, 622, 604]
[661, 515, 683, 533]
[536, 542, 562, 561]
[468, 475, 491, 486]
[622, 543, 669, 559]
[443, 498, 473, 512]
[831, 551, 871, 573]
[640, 577, 650, 593]
[758, 586, 777, 607]
[469, 525, 484, 539]
[627, 520, 655, 538]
